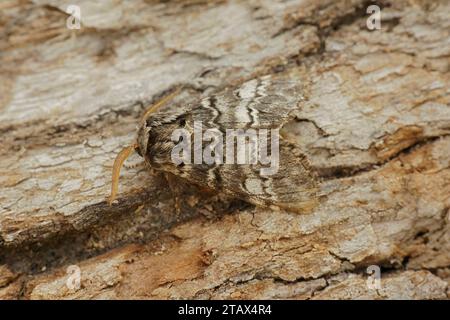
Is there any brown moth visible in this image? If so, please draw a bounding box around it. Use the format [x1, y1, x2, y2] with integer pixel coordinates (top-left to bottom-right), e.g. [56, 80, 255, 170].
[109, 75, 318, 213]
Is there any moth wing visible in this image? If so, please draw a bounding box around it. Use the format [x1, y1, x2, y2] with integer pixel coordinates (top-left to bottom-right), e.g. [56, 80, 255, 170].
[160, 75, 318, 212]
[178, 141, 319, 213]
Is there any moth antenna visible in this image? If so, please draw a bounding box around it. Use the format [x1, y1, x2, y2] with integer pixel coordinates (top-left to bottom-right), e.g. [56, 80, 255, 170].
[140, 86, 183, 123]
[108, 144, 138, 205]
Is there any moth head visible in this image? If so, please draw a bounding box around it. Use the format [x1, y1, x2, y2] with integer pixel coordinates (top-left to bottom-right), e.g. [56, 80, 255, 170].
[136, 124, 150, 158]
[107, 86, 182, 205]
[136, 114, 188, 167]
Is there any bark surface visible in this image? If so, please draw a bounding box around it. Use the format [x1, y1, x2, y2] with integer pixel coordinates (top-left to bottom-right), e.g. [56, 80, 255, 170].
[0, 0, 449, 299]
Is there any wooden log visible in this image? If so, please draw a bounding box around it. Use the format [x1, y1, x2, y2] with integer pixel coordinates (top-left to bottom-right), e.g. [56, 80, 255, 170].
[0, 0, 448, 299]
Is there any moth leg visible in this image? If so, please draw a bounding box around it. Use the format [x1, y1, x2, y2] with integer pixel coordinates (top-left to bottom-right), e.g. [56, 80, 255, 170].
[164, 172, 184, 214]
[124, 159, 145, 169]
[274, 198, 320, 214]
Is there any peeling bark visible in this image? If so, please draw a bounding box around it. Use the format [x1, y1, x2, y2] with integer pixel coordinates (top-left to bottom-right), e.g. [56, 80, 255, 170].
[0, 0, 449, 299]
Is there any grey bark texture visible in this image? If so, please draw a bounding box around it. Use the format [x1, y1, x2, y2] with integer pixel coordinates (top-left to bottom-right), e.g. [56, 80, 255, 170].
[0, 0, 449, 299]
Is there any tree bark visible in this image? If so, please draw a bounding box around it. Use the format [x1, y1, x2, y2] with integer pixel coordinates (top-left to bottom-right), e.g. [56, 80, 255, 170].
[0, 0, 449, 299]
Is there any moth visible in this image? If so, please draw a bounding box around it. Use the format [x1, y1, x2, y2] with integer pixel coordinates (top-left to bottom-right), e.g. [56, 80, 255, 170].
[108, 75, 319, 213]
